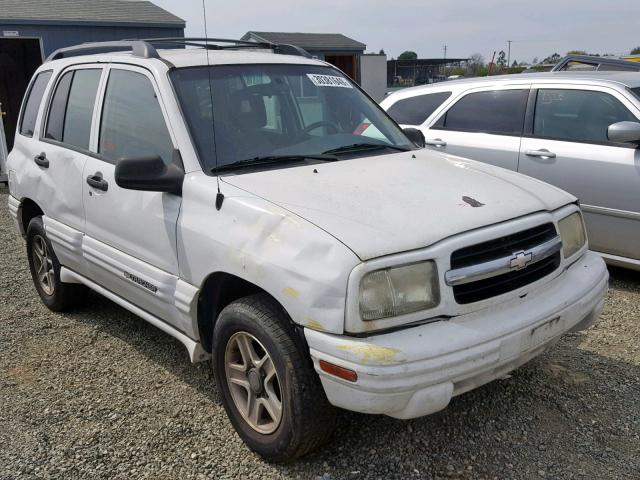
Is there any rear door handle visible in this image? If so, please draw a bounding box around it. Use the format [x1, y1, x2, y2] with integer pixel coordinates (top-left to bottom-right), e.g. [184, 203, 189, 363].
[425, 138, 447, 147]
[524, 149, 556, 159]
[86, 172, 108, 192]
[34, 152, 49, 168]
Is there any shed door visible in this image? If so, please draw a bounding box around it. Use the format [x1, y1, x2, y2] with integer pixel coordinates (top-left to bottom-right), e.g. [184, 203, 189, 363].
[325, 54, 357, 81]
[0, 38, 43, 152]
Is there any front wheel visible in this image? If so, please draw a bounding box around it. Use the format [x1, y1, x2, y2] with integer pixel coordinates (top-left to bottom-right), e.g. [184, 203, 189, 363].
[213, 294, 337, 462]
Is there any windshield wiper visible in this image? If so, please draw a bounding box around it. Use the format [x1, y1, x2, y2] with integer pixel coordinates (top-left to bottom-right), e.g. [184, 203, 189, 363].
[211, 154, 338, 173]
[322, 143, 411, 155]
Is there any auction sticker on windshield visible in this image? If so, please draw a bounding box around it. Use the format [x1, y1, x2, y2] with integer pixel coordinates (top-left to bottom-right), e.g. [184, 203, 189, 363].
[307, 74, 353, 88]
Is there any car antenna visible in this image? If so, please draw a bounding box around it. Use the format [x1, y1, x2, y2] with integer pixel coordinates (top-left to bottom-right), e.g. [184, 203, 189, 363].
[201, 0, 224, 210]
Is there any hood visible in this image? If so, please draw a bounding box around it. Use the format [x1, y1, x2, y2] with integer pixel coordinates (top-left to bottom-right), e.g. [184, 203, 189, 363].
[221, 150, 574, 260]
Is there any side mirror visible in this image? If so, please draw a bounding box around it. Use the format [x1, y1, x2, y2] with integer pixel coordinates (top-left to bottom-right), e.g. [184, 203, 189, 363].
[403, 127, 426, 148]
[115, 152, 184, 195]
[607, 121, 640, 144]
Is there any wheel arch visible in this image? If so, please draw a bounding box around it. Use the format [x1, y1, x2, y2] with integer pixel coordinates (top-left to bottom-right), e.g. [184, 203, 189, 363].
[196, 271, 301, 354]
[18, 197, 44, 237]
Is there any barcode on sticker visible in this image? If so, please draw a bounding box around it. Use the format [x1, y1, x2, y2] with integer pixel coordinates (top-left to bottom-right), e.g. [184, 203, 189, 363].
[307, 74, 353, 88]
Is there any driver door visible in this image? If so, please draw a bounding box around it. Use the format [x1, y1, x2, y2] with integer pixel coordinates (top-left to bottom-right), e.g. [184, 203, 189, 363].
[82, 64, 183, 323]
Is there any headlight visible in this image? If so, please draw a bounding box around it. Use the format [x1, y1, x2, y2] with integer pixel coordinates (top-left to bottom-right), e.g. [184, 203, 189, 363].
[359, 261, 439, 321]
[558, 212, 586, 259]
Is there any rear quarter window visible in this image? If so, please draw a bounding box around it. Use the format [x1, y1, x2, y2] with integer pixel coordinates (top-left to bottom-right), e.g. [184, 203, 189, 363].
[387, 91, 451, 125]
[19, 71, 53, 137]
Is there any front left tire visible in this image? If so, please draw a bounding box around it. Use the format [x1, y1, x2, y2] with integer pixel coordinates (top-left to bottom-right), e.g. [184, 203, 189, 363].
[212, 293, 337, 462]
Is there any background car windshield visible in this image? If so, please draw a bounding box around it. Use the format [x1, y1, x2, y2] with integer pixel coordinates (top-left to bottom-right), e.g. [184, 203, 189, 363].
[171, 64, 413, 169]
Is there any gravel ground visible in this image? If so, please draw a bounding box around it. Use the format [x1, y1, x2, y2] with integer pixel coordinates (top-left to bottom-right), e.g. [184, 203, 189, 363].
[1, 188, 639, 479]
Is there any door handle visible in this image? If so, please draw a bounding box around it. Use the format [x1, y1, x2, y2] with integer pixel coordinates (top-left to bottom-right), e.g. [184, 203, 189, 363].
[86, 173, 109, 191]
[34, 152, 49, 168]
[524, 149, 556, 159]
[425, 138, 447, 147]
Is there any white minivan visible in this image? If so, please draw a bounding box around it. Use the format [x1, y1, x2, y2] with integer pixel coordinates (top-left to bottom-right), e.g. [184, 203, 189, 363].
[7, 39, 608, 461]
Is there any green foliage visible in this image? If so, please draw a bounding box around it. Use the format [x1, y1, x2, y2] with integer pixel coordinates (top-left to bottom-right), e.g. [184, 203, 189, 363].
[496, 50, 506, 66]
[542, 53, 562, 64]
[631, 47, 640, 55]
[398, 51, 418, 60]
[567, 50, 587, 55]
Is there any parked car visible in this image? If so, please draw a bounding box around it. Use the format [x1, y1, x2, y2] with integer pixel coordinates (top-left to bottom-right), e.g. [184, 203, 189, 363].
[7, 40, 608, 461]
[381, 72, 640, 271]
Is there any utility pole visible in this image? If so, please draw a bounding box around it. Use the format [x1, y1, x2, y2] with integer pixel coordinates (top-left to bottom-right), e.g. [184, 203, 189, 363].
[507, 40, 512, 68]
[443, 45, 447, 75]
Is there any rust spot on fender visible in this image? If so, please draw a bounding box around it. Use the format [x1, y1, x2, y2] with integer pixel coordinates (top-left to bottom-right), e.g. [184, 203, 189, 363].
[304, 318, 326, 332]
[337, 344, 403, 365]
[282, 287, 300, 299]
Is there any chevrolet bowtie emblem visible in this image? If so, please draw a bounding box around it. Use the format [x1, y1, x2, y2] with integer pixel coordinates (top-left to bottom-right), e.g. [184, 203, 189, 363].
[510, 251, 533, 270]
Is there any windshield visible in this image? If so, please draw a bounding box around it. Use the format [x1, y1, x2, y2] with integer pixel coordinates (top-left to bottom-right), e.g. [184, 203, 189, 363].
[170, 64, 414, 171]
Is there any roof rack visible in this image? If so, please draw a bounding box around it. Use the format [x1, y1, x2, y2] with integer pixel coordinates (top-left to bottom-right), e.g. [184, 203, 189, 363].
[45, 37, 312, 63]
[552, 54, 640, 72]
[140, 37, 312, 58]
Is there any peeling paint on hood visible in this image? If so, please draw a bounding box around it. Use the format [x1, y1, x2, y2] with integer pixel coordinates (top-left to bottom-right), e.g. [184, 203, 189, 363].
[222, 150, 575, 260]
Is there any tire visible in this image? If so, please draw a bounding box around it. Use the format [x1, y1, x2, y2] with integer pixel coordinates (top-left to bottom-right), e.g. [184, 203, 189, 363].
[213, 293, 337, 462]
[26, 216, 87, 311]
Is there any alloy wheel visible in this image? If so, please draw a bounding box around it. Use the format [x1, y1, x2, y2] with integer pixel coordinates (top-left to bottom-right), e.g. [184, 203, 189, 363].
[32, 235, 55, 296]
[224, 331, 283, 434]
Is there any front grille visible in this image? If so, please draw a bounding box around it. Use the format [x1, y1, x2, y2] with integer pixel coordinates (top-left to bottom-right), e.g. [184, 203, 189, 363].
[450, 223, 560, 304]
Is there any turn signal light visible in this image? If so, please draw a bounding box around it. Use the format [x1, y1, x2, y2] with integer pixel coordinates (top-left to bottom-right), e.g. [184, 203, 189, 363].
[319, 360, 358, 382]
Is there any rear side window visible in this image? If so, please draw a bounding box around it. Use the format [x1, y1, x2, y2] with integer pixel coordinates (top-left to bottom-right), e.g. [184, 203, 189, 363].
[99, 69, 174, 165]
[436, 89, 529, 135]
[387, 92, 451, 125]
[19, 71, 52, 137]
[533, 89, 637, 143]
[45, 69, 102, 150]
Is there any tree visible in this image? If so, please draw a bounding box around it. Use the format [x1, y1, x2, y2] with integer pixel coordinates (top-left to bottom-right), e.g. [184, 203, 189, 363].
[542, 53, 561, 64]
[512, 60, 519, 67]
[532, 56, 539, 65]
[398, 51, 418, 60]
[496, 50, 507, 67]
[631, 46, 640, 55]
[379, 49, 386, 55]
[466, 53, 485, 75]
[567, 50, 587, 55]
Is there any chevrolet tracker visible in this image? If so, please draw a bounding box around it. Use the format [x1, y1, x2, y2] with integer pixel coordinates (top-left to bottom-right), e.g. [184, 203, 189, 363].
[6, 38, 609, 461]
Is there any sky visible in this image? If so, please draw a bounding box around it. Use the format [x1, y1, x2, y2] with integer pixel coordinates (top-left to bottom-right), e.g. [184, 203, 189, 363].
[152, 0, 640, 63]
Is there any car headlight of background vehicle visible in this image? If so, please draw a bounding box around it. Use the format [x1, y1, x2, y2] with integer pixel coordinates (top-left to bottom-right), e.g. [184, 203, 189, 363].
[558, 212, 586, 259]
[359, 261, 439, 321]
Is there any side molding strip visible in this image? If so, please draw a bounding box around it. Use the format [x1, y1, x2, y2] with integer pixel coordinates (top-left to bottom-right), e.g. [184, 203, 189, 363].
[581, 204, 640, 221]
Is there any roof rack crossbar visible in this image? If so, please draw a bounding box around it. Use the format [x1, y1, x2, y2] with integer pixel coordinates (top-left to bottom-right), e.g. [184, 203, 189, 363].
[46, 40, 158, 62]
[139, 37, 273, 48]
[139, 37, 313, 58]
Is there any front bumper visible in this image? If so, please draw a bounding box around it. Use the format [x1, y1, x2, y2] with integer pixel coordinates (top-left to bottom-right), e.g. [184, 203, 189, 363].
[305, 251, 608, 419]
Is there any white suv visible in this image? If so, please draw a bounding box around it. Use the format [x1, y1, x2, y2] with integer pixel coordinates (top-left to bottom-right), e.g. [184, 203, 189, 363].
[7, 39, 608, 461]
